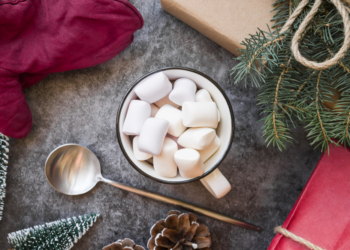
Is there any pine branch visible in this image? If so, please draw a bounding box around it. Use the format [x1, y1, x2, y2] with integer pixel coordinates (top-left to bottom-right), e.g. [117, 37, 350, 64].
[247, 36, 285, 71]
[259, 56, 303, 150]
[231, 28, 286, 87]
[273, 63, 290, 140]
[332, 74, 350, 145]
[345, 111, 350, 138]
[315, 71, 327, 142]
[339, 61, 350, 73]
[231, 0, 350, 151]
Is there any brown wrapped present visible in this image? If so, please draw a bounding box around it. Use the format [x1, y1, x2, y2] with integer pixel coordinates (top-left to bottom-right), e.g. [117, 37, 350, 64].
[160, 0, 275, 56]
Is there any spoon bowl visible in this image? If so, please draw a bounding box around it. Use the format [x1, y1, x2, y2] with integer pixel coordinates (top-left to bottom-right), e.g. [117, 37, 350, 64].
[45, 144, 101, 195]
[45, 144, 261, 231]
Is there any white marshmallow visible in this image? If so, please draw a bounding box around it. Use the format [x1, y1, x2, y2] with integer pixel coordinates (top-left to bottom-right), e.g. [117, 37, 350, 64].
[200, 169, 231, 199]
[155, 104, 186, 137]
[138, 118, 169, 156]
[182, 102, 218, 128]
[198, 136, 221, 162]
[134, 72, 172, 103]
[195, 89, 213, 102]
[154, 94, 180, 109]
[195, 89, 221, 123]
[166, 134, 184, 149]
[150, 104, 159, 117]
[169, 78, 196, 106]
[177, 128, 216, 150]
[154, 138, 178, 177]
[174, 148, 204, 178]
[123, 100, 151, 135]
[133, 136, 152, 161]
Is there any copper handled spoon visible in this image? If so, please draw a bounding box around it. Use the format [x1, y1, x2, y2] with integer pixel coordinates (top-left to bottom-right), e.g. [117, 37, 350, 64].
[45, 144, 261, 231]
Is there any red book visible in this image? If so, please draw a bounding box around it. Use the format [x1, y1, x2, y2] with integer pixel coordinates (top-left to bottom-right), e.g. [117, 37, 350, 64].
[268, 145, 350, 250]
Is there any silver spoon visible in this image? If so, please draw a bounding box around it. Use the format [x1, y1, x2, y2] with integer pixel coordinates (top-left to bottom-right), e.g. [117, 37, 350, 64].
[45, 144, 261, 231]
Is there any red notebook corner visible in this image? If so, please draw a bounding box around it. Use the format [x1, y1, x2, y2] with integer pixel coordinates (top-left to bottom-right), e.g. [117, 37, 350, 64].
[268, 145, 350, 250]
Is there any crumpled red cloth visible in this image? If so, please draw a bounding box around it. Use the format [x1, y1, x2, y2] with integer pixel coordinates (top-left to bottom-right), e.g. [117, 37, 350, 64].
[268, 145, 350, 250]
[0, 0, 143, 138]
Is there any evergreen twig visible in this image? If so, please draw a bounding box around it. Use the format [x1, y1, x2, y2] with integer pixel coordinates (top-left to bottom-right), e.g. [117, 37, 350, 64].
[231, 0, 350, 151]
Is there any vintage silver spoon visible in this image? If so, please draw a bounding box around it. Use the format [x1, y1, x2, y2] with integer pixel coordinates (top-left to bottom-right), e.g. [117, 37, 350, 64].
[45, 144, 261, 231]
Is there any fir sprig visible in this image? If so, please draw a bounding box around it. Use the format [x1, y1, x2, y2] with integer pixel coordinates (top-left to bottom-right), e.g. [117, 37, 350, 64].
[231, 0, 350, 151]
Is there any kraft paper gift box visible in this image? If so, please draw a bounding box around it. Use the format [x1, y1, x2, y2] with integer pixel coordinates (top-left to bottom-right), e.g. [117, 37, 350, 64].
[160, 0, 275, 56]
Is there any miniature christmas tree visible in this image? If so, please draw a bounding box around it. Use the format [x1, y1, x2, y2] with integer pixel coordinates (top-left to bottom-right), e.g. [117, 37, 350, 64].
[232, 0, 350, 152]
[0, 133, 9, 224]
[8, 213, 100, 250]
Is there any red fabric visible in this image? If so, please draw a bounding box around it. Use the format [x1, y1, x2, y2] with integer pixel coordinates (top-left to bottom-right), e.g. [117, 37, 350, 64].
[0, 0, 143, 138]
[268, 145, 350, 250]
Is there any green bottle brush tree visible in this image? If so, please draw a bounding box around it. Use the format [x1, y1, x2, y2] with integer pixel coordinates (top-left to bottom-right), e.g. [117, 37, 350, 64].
[0, 133, 9, 224]
[8, 213, 100, 250]
[232, 0, 350, 151]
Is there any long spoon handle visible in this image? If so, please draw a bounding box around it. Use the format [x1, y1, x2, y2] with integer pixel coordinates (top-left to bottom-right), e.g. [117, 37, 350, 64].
[101, 177, 261, 232]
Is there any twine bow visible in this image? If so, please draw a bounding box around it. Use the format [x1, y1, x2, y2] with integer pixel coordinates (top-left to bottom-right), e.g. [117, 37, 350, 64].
[280, 0, 350, 70]
[275, 226, 327, 250]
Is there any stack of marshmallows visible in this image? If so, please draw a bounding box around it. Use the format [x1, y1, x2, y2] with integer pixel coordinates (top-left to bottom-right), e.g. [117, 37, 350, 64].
[123, 72, 221, 179]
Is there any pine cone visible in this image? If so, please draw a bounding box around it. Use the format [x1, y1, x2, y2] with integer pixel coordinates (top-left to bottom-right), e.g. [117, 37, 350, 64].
[104, 238, 145, 250]
[147, 211, 211, 250]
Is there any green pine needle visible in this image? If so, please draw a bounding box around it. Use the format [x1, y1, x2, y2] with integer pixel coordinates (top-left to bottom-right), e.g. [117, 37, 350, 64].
[231, 0, 350, 152]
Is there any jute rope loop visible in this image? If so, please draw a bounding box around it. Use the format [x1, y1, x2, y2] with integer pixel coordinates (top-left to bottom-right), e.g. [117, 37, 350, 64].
[275, 226, 327, 250]
[280, 0, 350, 70]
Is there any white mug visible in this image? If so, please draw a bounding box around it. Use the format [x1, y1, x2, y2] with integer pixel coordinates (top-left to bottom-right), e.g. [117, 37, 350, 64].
[116, 67, 234, 199]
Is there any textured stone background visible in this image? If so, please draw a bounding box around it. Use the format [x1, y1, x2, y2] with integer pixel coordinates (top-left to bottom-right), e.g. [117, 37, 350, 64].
[0, 1, 322, 249]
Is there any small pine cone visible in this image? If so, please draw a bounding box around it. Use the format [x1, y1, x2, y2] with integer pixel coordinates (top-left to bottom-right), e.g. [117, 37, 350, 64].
[147, 211, 212, 250]
[104, 238, 145, 250]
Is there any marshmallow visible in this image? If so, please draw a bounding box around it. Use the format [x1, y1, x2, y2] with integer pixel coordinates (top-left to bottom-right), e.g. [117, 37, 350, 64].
[177, 128, 216, 150]
[138, 118, 169, 156]
[154, 94, 180, 109]
[195, 89, 213, 102]
[166, 134, 184, 149]
[182, 102, 218, 128]
[198, 136, 221, 162]
[200, 168, 231, 199]
[195, 89, 221, 122]
[150, 104, 159, 117]
[123, 100, 151, 135]
[134, 72, 172, 103]
[174, 148, 204, 178]
[169, 78, 196, 106]
[154, 138, 178, 177]
[155, 104, 186, 137]
[133, 136, 152, 161]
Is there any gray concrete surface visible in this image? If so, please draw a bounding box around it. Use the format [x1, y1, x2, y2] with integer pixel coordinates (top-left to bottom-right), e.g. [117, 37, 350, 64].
[0, 1, 322, 249]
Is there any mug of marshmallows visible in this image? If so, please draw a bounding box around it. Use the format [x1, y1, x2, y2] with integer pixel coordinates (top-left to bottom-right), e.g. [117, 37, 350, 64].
[116, 67, 234, 199]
